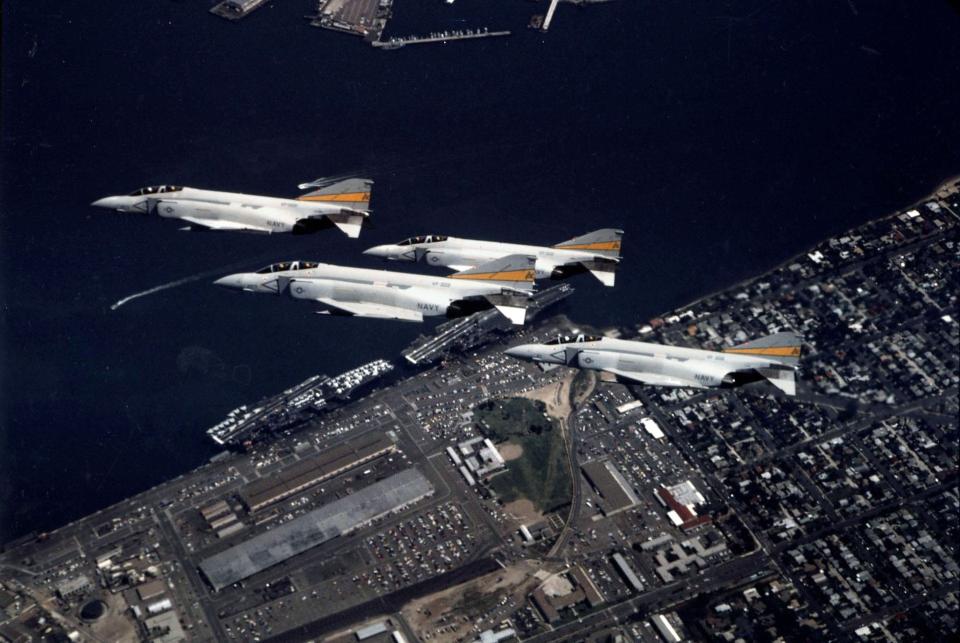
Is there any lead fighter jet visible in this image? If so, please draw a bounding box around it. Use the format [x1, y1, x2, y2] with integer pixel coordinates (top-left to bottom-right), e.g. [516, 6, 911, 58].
[91, 177, 373, 238]
[505, 331, 803, 395]
[214, 254, 538, 325]
[364, 228, 624, 286]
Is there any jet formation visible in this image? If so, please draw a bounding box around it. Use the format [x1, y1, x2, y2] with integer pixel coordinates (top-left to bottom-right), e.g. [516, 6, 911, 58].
[92, 177, 373, 238]
[505, 331, 803, 395]
[364, 228, 624, 286]
[96, 176, 806, 394]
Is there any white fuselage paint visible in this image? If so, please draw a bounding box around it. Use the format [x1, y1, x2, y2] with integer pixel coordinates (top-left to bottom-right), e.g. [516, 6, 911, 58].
[223, 263, 531, 319]
[367, 237, 606, 279]
[506, 337, 790, 390]
[94, 187, 351, 233]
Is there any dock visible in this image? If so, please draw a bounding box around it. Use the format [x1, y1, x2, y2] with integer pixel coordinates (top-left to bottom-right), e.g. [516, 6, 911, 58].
[373, 28, 511, 50]
[210, 0, 271, 21]
[542, 0, 561, 31]
[309, 0, 391, 41]
[206, 359, 394, 446]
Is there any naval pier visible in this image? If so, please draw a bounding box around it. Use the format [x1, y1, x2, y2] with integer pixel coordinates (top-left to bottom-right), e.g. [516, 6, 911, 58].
[373, 28, 512, 50]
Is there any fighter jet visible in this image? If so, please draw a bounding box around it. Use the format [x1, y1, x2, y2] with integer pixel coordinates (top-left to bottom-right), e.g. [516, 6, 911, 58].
[505, 331, 803, 395]
[91, 177, 373, 238]
[363, 228, 624, 287]
[214, 254, 538, 324]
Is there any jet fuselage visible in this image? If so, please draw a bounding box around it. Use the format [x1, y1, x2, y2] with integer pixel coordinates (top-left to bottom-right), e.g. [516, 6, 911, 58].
[92, 179, 371, 237]
[365, 229, 623, 286]
[505, 333, 801, 394]
[215, 257, 536, 324]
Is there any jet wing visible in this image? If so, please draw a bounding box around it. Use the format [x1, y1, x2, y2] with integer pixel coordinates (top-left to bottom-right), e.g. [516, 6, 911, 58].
[313, 298, 423, 322]
[178, 216, 273, 233]
[602, 368, 700, 389]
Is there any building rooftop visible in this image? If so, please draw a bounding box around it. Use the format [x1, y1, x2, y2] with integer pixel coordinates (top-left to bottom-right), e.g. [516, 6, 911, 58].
[241, 432, 396, 511]
[581, 460, 640, 515]
[200, 468, 433, 590]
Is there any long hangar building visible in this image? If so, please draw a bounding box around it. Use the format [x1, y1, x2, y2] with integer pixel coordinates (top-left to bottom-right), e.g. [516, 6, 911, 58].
[199, 468, 434, 591]
[240, 432, 397, 512]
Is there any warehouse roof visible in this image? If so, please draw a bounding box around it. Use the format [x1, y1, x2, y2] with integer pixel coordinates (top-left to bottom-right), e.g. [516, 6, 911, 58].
[200, 468, 432, 590]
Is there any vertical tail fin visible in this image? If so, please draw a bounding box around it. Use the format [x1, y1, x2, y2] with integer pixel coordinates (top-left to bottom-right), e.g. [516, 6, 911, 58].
[297, 177, 373, 212]
[448, 254, 536, 288]
[553, 228, 624, 258]
[723, 331, 803, 367]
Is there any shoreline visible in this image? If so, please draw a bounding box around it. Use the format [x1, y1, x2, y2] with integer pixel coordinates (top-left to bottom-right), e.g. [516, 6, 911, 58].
[3, 174, 959, 548]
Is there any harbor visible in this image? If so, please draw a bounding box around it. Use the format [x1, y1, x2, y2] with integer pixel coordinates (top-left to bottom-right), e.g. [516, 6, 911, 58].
[212, 0, 612, 46]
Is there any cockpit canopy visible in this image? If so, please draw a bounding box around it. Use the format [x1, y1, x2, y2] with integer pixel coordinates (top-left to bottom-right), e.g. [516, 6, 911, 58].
[256, 261, 319, 274]
[128, 185, 182, 196]
[397, 235, 449, 246]
[545, 334, 602, 345]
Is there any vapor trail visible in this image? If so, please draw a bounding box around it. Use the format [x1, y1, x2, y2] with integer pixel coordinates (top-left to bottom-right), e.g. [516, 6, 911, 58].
[109, 260, 254, 311]
[110, 274, 207, 310]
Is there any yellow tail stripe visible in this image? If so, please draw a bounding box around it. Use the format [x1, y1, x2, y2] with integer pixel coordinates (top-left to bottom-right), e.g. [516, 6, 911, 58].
[298, 192, 371, 203]
[554, 241, 621, 251]
[723, 346, 801, 357]
[449, 270, 535, 282]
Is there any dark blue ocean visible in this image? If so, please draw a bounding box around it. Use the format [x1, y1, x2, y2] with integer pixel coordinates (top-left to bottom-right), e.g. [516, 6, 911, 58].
[1, 1, 958, 543]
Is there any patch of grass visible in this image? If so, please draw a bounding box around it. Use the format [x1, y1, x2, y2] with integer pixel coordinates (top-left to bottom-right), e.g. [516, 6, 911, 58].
[475, 398, 553, 441]
[476, 398, 571, 513]
[570, 369, 596, 407]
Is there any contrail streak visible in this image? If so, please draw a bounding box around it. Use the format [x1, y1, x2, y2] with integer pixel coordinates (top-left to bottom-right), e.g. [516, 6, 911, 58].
[110, 260, 254, 311]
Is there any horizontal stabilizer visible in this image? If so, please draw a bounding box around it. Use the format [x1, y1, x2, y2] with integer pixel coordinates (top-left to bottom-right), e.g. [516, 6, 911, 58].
[494, 305, 527, 326]
[314, 298, 423, 322]
[554, 228, 624, 258]
[328, 211, 366, 238]
[589, 269, 616, 287]
[723, 331, 803, 366]
[449, 254, 536, 288]
[757, 368, 797, 396]
[298, 177, 373, 212]
[578, 258, 620, 287]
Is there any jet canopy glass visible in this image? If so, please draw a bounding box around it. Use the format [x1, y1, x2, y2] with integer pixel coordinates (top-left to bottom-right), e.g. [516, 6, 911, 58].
[256, 261, 319, 274]
[545, 334, 602, 345]
[128, 185, 183, 196]
[397, 235, 449, 246]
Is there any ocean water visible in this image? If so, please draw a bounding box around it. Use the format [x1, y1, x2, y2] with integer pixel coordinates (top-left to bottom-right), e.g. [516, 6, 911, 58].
[1, 0, 958, 542]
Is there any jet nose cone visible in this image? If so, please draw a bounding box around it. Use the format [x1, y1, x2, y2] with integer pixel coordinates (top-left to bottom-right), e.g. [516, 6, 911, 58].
[91, 196, 123, 209]
[504, 344, 536, 360]
[363, 245, 391, 258]
[213, 274, 247, 290]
